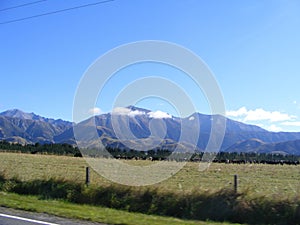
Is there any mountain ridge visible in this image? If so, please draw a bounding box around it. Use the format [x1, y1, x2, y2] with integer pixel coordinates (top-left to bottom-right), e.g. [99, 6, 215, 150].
[225, 138, 300, 155]
[0, 109, 72, 126]
[1, 107, 300, 155]
[0, 109, 72, 144]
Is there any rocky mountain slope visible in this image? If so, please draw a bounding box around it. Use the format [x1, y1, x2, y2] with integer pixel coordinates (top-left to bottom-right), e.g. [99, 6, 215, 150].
[225, 138, 300, 155]
[1, 107, 300, 154]
[0, 109, 72, 144]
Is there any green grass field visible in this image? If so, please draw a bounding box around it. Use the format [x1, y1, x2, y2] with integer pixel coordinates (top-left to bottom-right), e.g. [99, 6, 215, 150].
[0, 192, 238, 225]
[0, 152, 299, 199]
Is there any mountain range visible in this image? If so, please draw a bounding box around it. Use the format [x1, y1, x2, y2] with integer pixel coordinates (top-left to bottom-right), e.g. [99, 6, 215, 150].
[1, 107, 300, 155]
[0, 109, 72, 144]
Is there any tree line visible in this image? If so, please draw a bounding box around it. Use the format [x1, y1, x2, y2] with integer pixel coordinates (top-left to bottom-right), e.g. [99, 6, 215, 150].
[1, 141, 299, 164]
[105, 147, 300, 164]
[0, 140, 82, 157]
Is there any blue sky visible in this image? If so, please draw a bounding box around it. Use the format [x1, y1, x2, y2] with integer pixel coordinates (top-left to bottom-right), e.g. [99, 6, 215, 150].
[1, 0, 300, 132]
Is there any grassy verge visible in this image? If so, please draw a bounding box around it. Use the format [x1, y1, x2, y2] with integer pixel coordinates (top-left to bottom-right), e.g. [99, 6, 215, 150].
[0, 192, 236, 225]
[1, 176, 299, 224]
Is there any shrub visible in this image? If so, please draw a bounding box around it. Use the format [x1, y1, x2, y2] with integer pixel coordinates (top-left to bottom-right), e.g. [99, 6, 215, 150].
[1, 176, 300, 224]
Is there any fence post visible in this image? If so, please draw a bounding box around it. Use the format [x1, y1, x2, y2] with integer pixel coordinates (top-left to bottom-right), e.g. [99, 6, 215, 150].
[86, 167, 90, 186]
[234, 174, 238, 193]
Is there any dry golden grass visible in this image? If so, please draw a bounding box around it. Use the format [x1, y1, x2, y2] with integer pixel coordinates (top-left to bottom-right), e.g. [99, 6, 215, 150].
[1, 152, 300, 199]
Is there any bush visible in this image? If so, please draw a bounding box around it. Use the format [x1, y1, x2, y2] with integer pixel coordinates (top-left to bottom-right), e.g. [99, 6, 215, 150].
[1, 176, 300, 224]
[0, 173, 5, 189]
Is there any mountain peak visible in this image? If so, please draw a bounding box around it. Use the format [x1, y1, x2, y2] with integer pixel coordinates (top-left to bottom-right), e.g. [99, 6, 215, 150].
[125, 105, 151, 113]
[3, 109, 25, 114]
[0, 109, 72, 127]
[0, 109, 36, 120]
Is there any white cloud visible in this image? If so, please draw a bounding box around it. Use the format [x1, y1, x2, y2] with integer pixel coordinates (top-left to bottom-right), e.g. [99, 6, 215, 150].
[281, 121, 300, 127]
[265, 124, 283, 132]
[129, 110, 145, 117]
[88, 107, 102, 115]
[112, 107, 131, 115]
[112, 107, 172, 119]
[226, 107, 300, 132]
[189, 116, 195, 121]
[147, 110, 172, 119]
[226, 107, 248, 117]
[112, 107, 145, 117]
[245, 109, 294, 122]
[226, 107, 295, 122]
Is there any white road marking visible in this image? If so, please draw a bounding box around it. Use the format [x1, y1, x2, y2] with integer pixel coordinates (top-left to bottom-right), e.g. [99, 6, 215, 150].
[0, 213, 60, 225]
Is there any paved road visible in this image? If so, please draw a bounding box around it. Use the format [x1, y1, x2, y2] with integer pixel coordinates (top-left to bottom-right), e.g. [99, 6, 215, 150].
[0, 207, 106, 225]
